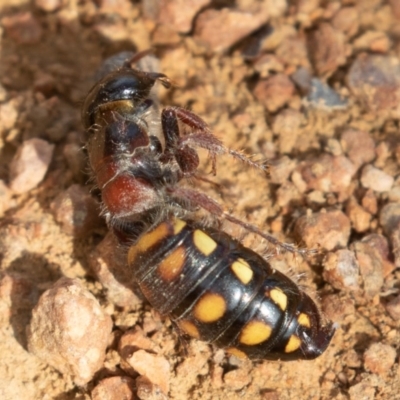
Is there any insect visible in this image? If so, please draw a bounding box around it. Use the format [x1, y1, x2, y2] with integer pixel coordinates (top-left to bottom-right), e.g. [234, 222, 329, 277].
[81, 51, 335, 361]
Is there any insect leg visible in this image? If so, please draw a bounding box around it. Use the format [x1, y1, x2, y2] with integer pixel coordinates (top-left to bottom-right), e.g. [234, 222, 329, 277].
[164, 106, 268, 175]
[161, 107, 200, 175]
[167, 186, 312, 256]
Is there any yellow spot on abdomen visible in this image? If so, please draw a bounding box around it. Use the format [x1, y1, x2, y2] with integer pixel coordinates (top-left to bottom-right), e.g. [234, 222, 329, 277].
[270, 288, 288, 311]
[285, 335, 301, 353]
[158, 246, 185, 281]
[178, 320, 200, 339]
[298, 313, 311, 328]
[231, 258, 253, 284]
[193, 292, 226, 323]
[128, 222, 170, 265]
[172, 218, 186, 235]
[193, 230, 217, 256]
[239, 320, 272, 346]
[226, 347, 248, 359]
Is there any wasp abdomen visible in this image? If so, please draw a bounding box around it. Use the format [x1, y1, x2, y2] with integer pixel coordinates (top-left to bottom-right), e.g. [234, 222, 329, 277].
[127, 217, 334, 361]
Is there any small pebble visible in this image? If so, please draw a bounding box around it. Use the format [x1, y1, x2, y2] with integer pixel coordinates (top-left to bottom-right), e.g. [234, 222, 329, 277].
[307, 23, 346, 77]
[362, 233, 395, 277]
[254, 74, 295, 113]
[194, 8, 269, 52]
[9, 138, 54, 194]
[0, 99, 19, 134]
[323, 249, 360, 291]
[293, 154, 356, 194]
[325, 139, 343, 156]
[361, 165, 394, 192]
[50, 184, 104, 237]
[344, 349, 362, 369]
[275, 36, 308, 68]
[361, 190, 378, 215]
[119, 328, 158, 358]
[332, 7, 359, 36]
[364, 343, 397, 376]
[306, 190, 325, 205]
[260, 390, 280, 400]
[27, 278, 113, 386]
[351, 241, 384, 298]
[268, 156, 296, 185]
[361, 233, 389, 260]
[295, 209, 351, 251]
[91, 376, 137, 400]
[223, 368, 251, 391]
[306, 78, 348, 109]
[340, 129, 375, 168]
[346, 197, 371, 233]
[148, 0, 210, 34]
[127, 350, 170, 395]
[347, 55, 400, 116]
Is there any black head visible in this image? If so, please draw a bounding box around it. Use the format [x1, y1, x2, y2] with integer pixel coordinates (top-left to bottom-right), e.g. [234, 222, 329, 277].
[82, 67, 171, 129]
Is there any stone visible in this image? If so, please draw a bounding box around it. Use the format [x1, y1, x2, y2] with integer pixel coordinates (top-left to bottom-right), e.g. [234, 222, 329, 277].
[27, 278, 113, 386]
[9, 138, 54, 194]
